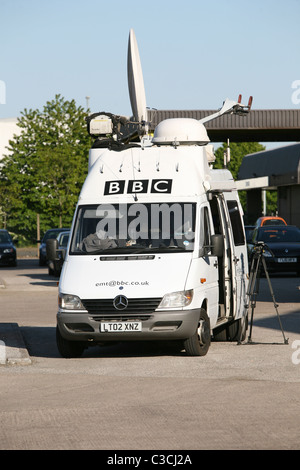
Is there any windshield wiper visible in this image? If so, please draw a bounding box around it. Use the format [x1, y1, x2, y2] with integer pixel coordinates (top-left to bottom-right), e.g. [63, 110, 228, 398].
[128, 245, 186, 254]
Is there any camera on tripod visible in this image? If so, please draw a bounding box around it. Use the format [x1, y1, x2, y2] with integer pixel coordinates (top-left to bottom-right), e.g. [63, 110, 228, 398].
[252, 240, 274, 258]
[243, 240, 288, 345]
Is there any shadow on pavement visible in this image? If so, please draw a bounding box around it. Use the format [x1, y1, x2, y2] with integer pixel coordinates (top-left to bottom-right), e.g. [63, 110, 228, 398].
[20, 325, 186, 359]
[20, 309, 300, 360]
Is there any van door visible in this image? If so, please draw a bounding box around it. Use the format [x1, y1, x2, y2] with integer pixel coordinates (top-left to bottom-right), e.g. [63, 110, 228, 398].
[209, 194, 232, 319]
[198, 204, 219, 319]
[222, 194, 247, 320]
[209, 192, 247, 321]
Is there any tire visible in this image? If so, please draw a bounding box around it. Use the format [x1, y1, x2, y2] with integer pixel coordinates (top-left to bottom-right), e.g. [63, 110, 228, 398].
[184, 308, 211, 356]
[213, 323, 227, 341]
[213, 315, 248, 342]
[56, 326, 85, 358]
[53, 268, 61, 278]
[50, 267, 60, 277]
[39, 257, 46, 266]
[228, 315, 248, 342]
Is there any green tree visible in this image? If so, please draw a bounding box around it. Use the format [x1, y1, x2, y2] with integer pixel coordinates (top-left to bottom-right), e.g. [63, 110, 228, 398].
[214, 141, 277, 216]
[0, 95, 91, 243]
[214, 141, 266, 180]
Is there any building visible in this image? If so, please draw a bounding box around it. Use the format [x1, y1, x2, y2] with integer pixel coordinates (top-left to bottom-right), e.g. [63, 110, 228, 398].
[237, 143, 300, 226]
[1, 110, 299, 225]
[0, 117, 20, 160]
[148, 109, 300, 226]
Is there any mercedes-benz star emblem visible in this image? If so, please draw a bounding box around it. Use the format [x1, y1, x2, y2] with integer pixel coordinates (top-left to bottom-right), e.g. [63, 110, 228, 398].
[113, 295, 129, 310]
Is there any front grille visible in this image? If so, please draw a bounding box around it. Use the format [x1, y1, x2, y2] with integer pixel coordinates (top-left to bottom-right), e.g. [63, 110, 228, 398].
[91, 315, 152, 322]
[81, 298, 162, 315]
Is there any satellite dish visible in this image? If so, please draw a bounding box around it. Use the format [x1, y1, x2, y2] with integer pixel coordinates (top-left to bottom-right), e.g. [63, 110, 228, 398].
[127, 29, 148, 127]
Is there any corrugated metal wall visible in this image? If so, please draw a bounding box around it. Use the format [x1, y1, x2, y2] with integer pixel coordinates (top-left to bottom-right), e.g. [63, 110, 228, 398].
[147, 109, 300, 142]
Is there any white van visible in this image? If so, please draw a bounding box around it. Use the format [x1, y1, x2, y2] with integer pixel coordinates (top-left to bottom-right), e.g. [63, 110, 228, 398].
[53, 30, 251, 358]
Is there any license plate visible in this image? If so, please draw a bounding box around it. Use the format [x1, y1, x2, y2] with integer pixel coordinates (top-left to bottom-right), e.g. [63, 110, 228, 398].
[277, 257, 297, 263]
[100, 321, 142, 332]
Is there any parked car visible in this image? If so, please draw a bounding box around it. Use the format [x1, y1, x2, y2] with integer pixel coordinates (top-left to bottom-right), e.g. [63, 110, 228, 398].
[0, 229, 17, 267]
[47, 230, 70, 277]
[254, 216, 287, 228]
[245, 225, 255, 243]
[39, 228, 69, 266]
[248, 225, 300, 275]
[245, 225, 255, 260]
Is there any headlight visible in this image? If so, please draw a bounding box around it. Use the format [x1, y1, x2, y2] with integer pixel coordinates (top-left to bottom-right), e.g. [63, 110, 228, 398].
[59, 293, 85, 310]
[263, 250, 272, 257]
[158, 290, 193, 309]
[3, 248, 14, 253]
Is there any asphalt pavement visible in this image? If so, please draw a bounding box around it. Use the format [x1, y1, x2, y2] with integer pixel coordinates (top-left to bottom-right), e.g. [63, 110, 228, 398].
[0, 258, 299, 366]
[0, 258, 300, 450]
[0, 255, 57, 365]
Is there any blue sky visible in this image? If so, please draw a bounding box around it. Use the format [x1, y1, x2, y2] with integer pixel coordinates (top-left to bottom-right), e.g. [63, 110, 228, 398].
[1, 0, 300, 122]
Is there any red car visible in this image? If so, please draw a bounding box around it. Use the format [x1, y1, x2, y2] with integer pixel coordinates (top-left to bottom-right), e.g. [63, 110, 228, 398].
[249, 225, 300, 275]
[255, 216, 287, 228]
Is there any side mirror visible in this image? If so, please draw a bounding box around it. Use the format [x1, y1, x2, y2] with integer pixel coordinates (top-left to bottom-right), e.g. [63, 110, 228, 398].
[46, 239, 58, 260]
[211, 234, 224, 257]
[61, 248, 67, 261]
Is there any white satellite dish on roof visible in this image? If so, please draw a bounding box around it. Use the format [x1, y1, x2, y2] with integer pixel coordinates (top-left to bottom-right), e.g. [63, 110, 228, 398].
[87, 29, 252, 147]
[127, 29, 148, 129]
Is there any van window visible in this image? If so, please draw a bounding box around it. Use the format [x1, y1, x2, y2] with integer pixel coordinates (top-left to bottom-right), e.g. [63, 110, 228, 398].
[70, 202, 196, 254]
[226, 200, 245, 246]
[199, 206, 211, 250]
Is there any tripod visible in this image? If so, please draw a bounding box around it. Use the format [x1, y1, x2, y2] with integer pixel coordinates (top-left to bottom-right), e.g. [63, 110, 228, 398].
[244, 242, 288, 345]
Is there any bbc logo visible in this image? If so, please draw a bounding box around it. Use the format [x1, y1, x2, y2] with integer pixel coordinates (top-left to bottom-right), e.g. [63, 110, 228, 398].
[104, 179, 173, 195]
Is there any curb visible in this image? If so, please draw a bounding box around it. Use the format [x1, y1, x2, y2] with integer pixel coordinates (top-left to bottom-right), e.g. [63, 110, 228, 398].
[0, 323, 32, 365]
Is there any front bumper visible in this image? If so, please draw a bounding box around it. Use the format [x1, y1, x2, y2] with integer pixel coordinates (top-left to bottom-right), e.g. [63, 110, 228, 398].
[0, 252, 16, 266]
[264, 257, 300, 273]
[57, 308, 201, 342]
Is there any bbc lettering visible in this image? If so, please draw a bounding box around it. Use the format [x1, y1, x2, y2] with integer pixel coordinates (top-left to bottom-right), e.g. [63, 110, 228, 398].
[104, 179, 172, 195]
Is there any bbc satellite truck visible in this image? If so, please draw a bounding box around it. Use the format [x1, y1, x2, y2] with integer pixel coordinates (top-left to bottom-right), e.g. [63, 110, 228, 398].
[52, 30, 252, 358]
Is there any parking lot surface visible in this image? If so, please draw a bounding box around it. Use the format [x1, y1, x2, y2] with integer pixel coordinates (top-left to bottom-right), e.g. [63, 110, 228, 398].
[0, 259, 299, 450]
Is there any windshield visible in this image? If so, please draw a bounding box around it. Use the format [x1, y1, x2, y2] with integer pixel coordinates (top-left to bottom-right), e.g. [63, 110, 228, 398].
[0, 232, 11, 244]
[70, 203, 196, 255]
[258, 227, 300, 243]
[59, 233, 70, 247]
[43, 229, 67, 242]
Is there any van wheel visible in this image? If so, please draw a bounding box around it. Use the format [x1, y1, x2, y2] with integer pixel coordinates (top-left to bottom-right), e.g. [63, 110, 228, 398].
[56, 326, 85, 358]
[213, 315, 248, 342]
[184, 309, 211, 356]
[227, 315, 248, 342]
[213, 324, 227, 341]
